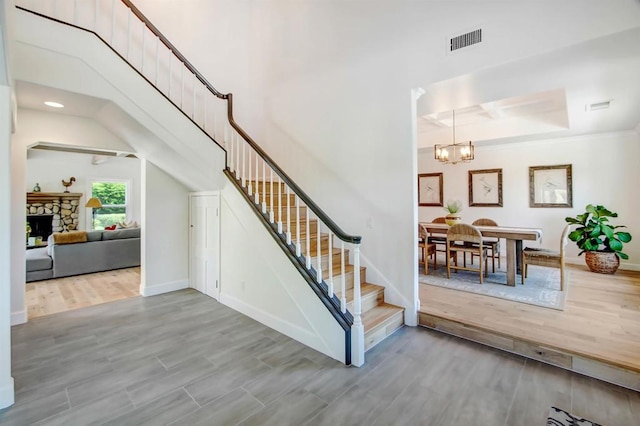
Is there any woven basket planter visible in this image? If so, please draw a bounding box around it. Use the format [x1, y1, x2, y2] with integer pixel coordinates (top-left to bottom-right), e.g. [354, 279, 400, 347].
[585, 251, 620, 274]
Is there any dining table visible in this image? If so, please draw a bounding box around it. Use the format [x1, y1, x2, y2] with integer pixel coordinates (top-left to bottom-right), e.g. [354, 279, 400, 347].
[419, 222, 543, 286]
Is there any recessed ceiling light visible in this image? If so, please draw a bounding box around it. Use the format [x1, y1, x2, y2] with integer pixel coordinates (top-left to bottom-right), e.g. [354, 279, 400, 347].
[44, 101, 64, 108]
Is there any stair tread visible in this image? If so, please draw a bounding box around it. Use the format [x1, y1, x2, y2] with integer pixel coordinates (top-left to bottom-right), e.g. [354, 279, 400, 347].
[336, 282, 383, 302]
[362, 303, 404, 333]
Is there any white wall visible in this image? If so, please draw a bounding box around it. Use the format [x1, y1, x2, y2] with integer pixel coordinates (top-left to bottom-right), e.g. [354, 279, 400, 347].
[219, 182, 346, 362]
[26, 149, 141, 230]
[0, 86, 15, 408]
[418, 131, 640, 270]
[140, 160, 190, 296]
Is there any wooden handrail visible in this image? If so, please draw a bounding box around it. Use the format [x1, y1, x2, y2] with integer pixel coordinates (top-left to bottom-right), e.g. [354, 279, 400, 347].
[120, 0, 228, 100]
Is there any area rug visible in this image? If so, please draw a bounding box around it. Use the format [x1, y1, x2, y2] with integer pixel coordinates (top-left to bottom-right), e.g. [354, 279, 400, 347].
[547, 406, 602, 426]
[419, 257, 566, 310]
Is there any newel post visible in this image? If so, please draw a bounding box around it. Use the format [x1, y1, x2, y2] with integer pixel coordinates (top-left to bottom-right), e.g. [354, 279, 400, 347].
[351, 243, 364, 367]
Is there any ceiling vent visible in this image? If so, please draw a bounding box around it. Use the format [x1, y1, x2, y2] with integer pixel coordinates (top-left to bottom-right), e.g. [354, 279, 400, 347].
[450, 29, 482, 52]
[586, 100, 611, 111]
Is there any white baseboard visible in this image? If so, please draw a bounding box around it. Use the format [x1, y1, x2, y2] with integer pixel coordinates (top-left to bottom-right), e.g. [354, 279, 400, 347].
[219, 293, 343, 363]
[565, 257, 640, 271]
[0, 377, 15, 409]
[10, 310, 26, 326]
[140, 279, 188, 297]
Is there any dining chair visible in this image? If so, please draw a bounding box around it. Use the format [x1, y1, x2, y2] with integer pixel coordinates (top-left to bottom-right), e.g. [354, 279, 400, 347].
[427, 217, 448, 254]
[446, 223, 488, 283]
[471, 218, 501, 273]
[522, 224, 571, 291]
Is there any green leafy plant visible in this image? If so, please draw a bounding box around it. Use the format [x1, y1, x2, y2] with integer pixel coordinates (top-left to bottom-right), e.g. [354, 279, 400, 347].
[444, 199, 463, 215]
[565, 204, 632, 259]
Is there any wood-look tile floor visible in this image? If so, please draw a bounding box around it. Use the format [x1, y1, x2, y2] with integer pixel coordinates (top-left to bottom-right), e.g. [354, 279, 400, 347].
[2, 289, 639, 425]
[26, 267, 141, 319]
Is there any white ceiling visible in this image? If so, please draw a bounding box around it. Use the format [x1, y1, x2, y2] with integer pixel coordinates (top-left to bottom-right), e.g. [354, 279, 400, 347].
[14, 22, 640, 154]
[416, 26, 640, 149]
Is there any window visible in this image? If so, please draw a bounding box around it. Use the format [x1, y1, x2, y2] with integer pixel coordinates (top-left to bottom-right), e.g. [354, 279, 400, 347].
[90, 180, 129, 230]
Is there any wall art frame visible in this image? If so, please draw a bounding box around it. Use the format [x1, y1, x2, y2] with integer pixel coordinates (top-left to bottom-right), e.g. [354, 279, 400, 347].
[468, 168, 503, 207]
[418, 173, 443, 206]
[529, 164, 573, 208]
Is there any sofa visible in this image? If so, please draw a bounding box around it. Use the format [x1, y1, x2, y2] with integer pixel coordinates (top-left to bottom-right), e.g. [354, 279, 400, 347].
[26, 228, 141, 282]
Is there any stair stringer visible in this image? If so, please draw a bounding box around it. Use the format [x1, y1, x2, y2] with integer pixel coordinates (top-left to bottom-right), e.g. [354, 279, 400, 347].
[219, 181, 348, 363]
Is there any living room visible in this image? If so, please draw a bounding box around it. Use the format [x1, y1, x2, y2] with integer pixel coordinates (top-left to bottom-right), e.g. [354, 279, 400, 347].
[24, 148, 142, 318]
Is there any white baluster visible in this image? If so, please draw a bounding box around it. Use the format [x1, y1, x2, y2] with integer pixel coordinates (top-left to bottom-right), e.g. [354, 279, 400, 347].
[248, 148, 252, 196]
[306, 206, 311, 269]
[203, 90, 208, 133]
[155, 36, 159, 86]
[141, 24, 145, 74]
[214, 101, 218, 139]
[277, 175, 283, 234]
[254, 150, 259, 204]
[327, 233, 334, 297]
[286, 186, 291, 245]
[295, 195, 301, 256]
[192, 74, 196, 120]
[316, 221, 322, 283]
[180, 66, 184, 109]
[262, 159, 267, 213]
[241, 139, 246, 188]
[228, 126, 232, 176]
[351, 243, 364, 367]
[236, 131, 240, 180]
[340, 241, 346, 312]
[126, 11, 131, 60]
[168, 54, 172, 99]
[110, 0, 115, 45]
[269, 168, 274, 223]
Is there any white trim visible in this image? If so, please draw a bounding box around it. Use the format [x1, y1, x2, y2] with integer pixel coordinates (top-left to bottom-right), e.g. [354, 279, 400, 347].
[565, 256, 640, 272]
[10, 310, 26, 326]
[0, 377, 15, 409]
[219, 293, 343, 363]
[140, 279, 188, 297]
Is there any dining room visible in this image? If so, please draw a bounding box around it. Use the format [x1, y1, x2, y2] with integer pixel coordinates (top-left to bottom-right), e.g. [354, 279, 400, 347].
[412, 27, 640, 391]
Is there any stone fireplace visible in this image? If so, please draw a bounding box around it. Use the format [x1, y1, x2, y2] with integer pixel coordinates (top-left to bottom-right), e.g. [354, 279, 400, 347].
[26, 192, 83, 236]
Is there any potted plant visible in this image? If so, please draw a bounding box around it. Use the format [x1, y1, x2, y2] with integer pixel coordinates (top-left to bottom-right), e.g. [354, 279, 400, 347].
[565, 204, 632, 274]
[444, 199, 463, 226]
[26, 222, 32, 241]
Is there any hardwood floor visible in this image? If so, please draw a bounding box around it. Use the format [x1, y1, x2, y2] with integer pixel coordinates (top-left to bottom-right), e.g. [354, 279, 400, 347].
[2, 289, 639, 425]
[419, 262, 640, 374]
[25, 267, 140, 319]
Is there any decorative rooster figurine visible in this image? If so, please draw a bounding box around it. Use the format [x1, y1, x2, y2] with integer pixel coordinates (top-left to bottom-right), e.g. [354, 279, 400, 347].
[62, 177, 76, 193]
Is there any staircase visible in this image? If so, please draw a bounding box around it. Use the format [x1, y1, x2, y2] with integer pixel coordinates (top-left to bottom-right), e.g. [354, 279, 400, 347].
[15, 0, 405, 364]
[248, 180, 405, 352]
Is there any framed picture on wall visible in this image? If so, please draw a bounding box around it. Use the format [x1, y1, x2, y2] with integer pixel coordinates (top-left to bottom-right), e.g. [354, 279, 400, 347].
[469, 168, 503, 207]
[418, 173, 443, 206]
[529, 164, 573, 208]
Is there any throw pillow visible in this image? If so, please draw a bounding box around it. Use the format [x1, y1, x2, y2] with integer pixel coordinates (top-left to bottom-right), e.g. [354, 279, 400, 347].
[105, 225, 117, 231]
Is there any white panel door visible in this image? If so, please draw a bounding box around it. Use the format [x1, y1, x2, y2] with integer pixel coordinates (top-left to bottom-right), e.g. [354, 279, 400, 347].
[190, 194, 220, 299]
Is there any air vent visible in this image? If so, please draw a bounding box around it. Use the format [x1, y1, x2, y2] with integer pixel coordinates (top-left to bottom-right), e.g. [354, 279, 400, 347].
[586, 100, 611, 111]
[450, 29, 482, 52]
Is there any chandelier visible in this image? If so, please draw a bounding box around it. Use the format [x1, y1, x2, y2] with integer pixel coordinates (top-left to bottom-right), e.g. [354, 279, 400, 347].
[434, 110, 474, 164]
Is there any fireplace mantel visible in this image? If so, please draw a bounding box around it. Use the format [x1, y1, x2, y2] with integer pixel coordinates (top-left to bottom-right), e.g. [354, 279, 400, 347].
[27, 192, 83, 204]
